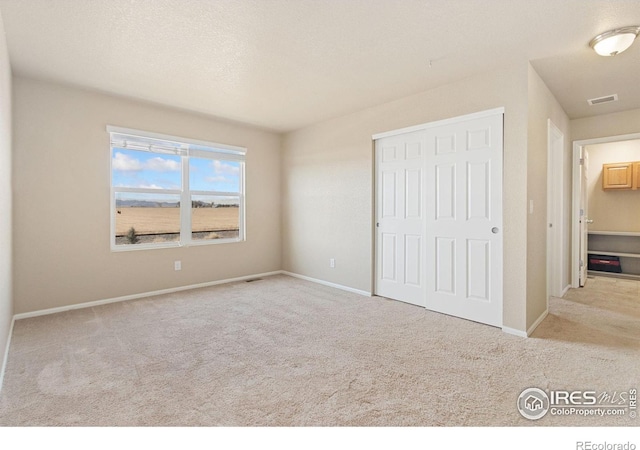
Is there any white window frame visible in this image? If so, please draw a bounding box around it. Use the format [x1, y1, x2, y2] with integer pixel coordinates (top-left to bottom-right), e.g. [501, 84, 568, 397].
[108, 126, 246, 251]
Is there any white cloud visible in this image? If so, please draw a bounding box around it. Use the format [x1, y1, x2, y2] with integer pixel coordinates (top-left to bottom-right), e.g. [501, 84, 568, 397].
[112, 152, 143, 171]
[212, 160, 239, 175]
[146, 157, 180, 172]
[205, 175, 230, 183]
[112, 152, 180, 172]
[113, 182, 169, 189]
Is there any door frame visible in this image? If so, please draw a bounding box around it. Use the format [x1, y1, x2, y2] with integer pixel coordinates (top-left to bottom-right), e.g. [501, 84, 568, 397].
[372, 107, 504, 323]
[547, 119, 564, 304]
[571, 132, 640, 288]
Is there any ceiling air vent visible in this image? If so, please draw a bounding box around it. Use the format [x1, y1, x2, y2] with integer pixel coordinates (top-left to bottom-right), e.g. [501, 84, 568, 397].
[587, 94, 618, 106]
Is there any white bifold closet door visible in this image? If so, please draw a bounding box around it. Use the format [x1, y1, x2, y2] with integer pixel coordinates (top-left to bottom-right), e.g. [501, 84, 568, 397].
[375, 110, 503, 327]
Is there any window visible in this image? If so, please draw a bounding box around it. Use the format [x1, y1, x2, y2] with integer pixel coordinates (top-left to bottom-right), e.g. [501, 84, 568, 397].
[109, 126, 245, 250]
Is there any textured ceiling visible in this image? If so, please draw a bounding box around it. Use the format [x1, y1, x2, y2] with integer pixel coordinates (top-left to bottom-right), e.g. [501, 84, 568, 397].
[1, 0, 639, 131]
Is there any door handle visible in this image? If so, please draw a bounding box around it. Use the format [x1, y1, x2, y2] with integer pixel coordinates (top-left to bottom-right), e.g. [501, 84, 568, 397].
[585, 219, 594, 224]
[491, 227, 499, 234]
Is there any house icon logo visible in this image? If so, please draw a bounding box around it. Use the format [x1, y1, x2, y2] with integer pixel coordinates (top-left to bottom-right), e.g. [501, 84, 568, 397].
[517, 388, 550, 420]
[525, 395, 543, 411]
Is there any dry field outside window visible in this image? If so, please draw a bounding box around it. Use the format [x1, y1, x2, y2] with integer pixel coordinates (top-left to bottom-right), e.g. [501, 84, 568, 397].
[115, 207, 239, 239]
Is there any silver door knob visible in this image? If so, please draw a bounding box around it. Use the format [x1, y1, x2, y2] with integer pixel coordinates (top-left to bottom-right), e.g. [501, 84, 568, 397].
[585, 219, 594, 224]
[491, 227, 499, 234]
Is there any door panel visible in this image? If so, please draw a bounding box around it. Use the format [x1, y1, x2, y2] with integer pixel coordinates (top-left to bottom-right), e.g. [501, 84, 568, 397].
[467, 161, 490, 220]
[405, 169, 422, 218]
[406, 141, 423, 160]
[546, 121, 564, 299]
[467, 239, 490, 301]
[382, 145, 399, 162]
[404, 234, 422, 286]
[436, 134, 456, 154]
[381, 171, 397, 217]
[375, 132, 426, 306]
[381, 233, 397, 281]
[435, 237, 456, 294]
[467, 127, 490, 150]
[425, 113, 503, 327]
[436, 163, 456, 219]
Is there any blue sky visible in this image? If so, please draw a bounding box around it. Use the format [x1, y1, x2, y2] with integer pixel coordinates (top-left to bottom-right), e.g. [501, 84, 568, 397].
[112, 148, 240, 193]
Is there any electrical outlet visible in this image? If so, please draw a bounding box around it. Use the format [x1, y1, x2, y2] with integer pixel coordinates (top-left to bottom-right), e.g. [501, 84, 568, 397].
[174, 260, 181, 271]
[330, 258, 335, 268]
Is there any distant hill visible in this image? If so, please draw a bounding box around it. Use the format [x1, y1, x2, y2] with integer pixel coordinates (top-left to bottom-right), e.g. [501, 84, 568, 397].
[116, 199, 239, 208]
[116, 200, 179, 208]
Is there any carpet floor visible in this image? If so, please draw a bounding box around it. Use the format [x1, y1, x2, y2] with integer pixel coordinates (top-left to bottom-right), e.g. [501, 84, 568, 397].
[0, 274, 638, 426]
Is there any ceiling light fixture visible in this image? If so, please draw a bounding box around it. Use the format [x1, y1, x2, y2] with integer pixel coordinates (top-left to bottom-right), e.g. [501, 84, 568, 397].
[589, 26, 640, 56]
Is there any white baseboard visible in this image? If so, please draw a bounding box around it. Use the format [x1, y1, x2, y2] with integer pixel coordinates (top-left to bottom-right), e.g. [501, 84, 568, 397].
[281, 271, 372, 297]
[527, 309, 549, 336]
[502, 308, 549, 338]
[0, 316, 15, 394]
[13, 270, 284, 321]
[11, 269, 370, 322]
[561, 284, 571, 297]
[502, 326, 528, 338]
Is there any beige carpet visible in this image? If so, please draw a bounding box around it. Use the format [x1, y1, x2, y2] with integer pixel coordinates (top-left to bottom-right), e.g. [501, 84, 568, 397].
[0, 274, 638, 426]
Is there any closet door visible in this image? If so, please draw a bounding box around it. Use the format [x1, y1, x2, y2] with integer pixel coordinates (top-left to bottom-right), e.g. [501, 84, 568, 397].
[374, 110, 503, 328]
[424, 113, 503, 327]
[375, 131, 426, 307]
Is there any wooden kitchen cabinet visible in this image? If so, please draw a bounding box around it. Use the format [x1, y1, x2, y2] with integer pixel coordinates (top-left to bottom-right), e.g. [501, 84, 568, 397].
[634, 162, 640, 190]
[602, 162, 633, 190]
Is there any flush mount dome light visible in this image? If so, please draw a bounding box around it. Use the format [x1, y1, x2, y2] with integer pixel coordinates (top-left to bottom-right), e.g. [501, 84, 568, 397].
[590, 26, 640, 56]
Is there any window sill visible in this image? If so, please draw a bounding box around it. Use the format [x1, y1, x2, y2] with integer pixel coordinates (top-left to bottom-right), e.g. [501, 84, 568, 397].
[111, 237, 244, 252]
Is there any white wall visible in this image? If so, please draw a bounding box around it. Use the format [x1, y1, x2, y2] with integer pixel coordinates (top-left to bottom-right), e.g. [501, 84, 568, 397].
[283, 63, 530, 332]
[572, 108, 640, 141]
[586, 139, 640, 233]
[12, 77, 282, 314]
[526, 65, 571, 327]
[0, 10, 13, 383]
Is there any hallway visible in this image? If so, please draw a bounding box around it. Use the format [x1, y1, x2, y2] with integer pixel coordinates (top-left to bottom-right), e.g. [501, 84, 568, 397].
[538, 275, 640, 346]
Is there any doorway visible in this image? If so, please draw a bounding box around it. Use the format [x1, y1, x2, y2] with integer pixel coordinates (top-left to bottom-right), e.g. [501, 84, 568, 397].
[374, 108, 504, 327]
[571, 132, 640, 287]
